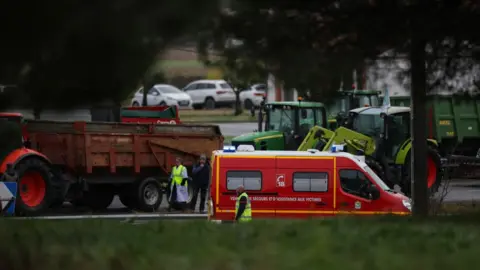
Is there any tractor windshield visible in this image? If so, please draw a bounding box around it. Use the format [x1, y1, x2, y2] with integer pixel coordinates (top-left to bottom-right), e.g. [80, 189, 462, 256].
[268, 106, 295, 133]
[352, 113, 384, 137]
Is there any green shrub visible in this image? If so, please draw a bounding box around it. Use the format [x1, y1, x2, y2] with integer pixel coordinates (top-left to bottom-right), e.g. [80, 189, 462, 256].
[1, 216, 480, 270]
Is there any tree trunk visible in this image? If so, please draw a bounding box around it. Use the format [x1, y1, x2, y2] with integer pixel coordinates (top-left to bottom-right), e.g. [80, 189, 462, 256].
[234, 89, 243, 116]
[410, 21, 429, 217]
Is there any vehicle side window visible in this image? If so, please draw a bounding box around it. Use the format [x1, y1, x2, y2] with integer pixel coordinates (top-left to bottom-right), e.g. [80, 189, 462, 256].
[194, 83, 204, 89]
[293, 172, 328, 192]
[220, 83, 232, 89]
[184, 84, 197, 91]
[206, 83, 216, 89]
[148, 88, 159, 96]
[339, 169, 372, 199]
[299, 108, 315, 134]
[226, 171, 262, 191]
[138, 88, 144, 94]
[314, 109, 323, 126]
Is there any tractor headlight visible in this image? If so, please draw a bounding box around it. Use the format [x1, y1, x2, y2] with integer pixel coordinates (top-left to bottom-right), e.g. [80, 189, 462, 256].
[402, 199, 412, 212]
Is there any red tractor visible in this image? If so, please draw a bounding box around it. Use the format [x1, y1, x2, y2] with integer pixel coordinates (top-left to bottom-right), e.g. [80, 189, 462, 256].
[0, 113, 63, 216]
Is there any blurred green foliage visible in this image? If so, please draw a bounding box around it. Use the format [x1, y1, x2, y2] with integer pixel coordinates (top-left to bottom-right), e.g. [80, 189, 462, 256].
[2, 217, 480, 270]
[0, 0, 219, 110]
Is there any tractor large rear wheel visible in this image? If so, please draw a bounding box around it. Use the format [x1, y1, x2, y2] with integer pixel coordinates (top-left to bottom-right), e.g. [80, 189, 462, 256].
[365, 157, 393, 189]
[15, 158, 56, 216]
[402, 146, 442, 197]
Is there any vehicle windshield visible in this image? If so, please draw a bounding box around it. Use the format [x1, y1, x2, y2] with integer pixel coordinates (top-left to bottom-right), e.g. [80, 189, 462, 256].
[352, 112, 384, 137]
[363, 166, 391, 191]
[156, 85, 182, 94]
[268, 106, 295, 133]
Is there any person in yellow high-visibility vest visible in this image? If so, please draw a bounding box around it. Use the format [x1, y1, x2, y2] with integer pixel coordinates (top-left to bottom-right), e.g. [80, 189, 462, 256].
[168, 157, 189, 212]
[234, 185, 252, 222]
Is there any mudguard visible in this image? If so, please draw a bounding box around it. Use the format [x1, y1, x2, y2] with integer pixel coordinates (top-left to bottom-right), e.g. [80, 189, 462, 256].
[394, 139, 439, 165]
[0, 148, 51, 173]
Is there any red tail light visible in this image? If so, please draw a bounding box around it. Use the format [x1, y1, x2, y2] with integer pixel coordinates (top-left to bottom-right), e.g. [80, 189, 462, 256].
[216, 90, 227, 94]
[254, 92, 265, 97]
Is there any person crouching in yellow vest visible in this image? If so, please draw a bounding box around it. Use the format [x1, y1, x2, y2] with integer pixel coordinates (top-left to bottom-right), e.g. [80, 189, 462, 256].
[168, 157, 190, 212]
[234, 185, 252, 222]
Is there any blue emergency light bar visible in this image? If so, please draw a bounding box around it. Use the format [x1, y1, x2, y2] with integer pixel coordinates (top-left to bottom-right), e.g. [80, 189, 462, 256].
[223, 145, 236, 153]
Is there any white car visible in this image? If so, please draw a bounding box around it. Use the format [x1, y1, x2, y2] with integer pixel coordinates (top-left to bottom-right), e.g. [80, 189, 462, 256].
[239, 84, 266, 109]
[182, 80, 236, 109]
[131, 84, 193, 109]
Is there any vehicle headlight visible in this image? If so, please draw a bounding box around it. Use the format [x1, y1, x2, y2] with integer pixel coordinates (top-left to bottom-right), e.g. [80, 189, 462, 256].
[402, 199, 412, 211]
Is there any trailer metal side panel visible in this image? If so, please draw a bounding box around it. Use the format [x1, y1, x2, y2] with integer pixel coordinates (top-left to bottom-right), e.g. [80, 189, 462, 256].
[24, 120, 223, 175]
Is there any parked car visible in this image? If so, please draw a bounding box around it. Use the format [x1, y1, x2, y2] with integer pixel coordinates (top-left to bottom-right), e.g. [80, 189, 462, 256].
[131, 84, 193, 109]
[239, 83, 266, 109]
[182, 80, 236, 109]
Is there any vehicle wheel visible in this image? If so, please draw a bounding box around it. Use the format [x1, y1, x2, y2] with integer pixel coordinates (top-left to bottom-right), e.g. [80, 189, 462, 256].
[82, 185, 115, 211]
[132, 101, 140, 107]
[244, 99, 254, 110]
[402, 146, 442, 197]
[204, 98, 216, 110]
[15, 158, 56, 216]
[193, 104, 203, 110]
[135, 177, 163, 212]
[365, 157, 393, 189]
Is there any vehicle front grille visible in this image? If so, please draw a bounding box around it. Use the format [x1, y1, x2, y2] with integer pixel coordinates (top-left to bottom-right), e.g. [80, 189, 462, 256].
[178, 100, 190, 106]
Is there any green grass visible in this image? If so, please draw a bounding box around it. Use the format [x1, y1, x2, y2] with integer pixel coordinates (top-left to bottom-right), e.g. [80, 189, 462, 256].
[2, 216, 480, 270]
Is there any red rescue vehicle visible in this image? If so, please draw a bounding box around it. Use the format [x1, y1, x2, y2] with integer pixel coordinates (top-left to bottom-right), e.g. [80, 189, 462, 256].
[208, 146, 411, 221]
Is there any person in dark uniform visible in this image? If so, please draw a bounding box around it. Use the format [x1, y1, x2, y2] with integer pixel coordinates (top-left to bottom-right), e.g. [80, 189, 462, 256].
[190, 154, 210, 213]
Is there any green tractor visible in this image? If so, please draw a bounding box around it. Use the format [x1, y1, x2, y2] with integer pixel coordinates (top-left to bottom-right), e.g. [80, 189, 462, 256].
[231, 89, 382, 151]
[231, 98, 328, 150]
[299, 106, 442, 196]
[326, 89, 381, 130]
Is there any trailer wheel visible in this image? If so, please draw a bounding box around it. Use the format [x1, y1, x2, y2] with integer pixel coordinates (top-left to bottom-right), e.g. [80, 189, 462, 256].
[365, 157, 393, 189]
[15, 158, 56, 216]
[135, 177, 163, 212]
[82, 185, 115, 211]
[402, 146, 442, 197]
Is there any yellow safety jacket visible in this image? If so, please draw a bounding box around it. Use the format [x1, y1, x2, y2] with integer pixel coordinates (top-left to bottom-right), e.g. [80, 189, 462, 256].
[172, 165, 187, 187]
[235, 192, 252, 222]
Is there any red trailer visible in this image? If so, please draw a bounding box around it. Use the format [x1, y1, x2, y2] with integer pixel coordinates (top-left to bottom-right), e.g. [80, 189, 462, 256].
[1, 113, 223, 215]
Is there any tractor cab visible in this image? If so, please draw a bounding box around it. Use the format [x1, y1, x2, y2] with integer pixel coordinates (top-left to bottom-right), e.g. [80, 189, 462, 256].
[0, 113, 25, 158]
[347, 106, 410, 161]
[328, 89, 381, 130]
[231, 98, 327, 150]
